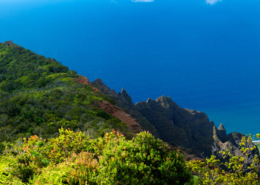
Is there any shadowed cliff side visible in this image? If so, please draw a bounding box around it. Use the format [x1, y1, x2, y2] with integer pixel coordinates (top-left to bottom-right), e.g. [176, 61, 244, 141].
[92, 78, 160, 138]
[92, 78, 213, 156]
[92, 79, 259, 158]
[135, 96, 215, 157]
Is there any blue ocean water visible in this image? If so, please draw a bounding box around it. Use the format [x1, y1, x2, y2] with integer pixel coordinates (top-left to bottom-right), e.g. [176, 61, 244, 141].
[0, 0, 259, 135]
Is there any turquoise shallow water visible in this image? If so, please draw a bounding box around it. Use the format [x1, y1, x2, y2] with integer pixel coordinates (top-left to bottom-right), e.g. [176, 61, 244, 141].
[0, 0, 260, 135]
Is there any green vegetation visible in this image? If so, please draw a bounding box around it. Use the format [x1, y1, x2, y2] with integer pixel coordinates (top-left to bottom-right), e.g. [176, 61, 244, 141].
[0, 128, 192, 184]
[188, 134, 260, 184]
[1, 41, 260, 184]
[1, 128, 260, 185]
[0, 42, 130, 144]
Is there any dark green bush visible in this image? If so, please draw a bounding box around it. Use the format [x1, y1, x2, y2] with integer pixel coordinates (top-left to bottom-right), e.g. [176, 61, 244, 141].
[97, 110, 112, 120]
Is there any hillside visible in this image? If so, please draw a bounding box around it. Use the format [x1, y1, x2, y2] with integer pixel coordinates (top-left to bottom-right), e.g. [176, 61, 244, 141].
[0, 41, 141, 144]
[1, 41, 260, 184]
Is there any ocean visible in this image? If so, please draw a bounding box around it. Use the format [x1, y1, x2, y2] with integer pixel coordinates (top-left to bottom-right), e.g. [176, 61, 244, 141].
[0, 0, 259, 135]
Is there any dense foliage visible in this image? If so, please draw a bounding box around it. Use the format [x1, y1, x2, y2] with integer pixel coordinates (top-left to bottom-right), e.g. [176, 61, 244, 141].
[0, 128, 192, 184]
[0, 41, 130, 144]
[2, 41, 260, 184]
[187, 134, 260, 184]
[1, 128, 260, 184]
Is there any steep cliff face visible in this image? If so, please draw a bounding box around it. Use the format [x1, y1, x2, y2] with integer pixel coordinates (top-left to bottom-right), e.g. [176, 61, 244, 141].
[135, 96, 215, 157]
[92, 79, 215, 156]
[92, 78, 160, 138]
[216, 123, 227, 142]
[92, 79, 258, 158]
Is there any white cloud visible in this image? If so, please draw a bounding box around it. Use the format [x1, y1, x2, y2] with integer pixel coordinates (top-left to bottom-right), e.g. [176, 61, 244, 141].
[206, 0, 222, 5]
[131, 0, 154, 2]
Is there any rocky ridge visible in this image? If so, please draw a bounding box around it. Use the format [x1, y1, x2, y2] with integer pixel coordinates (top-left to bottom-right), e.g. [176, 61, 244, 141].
[92, 78, 159, 137]
[92, 78, 258, 158]
[76, 77, 142, 133]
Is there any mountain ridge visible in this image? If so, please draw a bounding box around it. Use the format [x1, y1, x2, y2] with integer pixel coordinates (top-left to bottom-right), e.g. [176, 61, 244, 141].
[0, 41, 141, 143]
[1, 41, 258, 161]
[92, 78, 259, 159]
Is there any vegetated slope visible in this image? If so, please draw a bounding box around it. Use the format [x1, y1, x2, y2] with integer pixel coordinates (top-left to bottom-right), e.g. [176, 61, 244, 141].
[0, 41, 194, 184]
[0, 41, 140, 144]
[0, 41, 259, 184]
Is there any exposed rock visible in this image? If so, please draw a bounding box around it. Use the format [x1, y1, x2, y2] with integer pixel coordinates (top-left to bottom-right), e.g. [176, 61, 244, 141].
[98, 101, 142, 133]
[92, 79, 216, 157]
[135, 97, 215, 157]
[218, 123, 225, 130]
[212, 129, 259, 172]
[227, 132, 260, 161]
[75, 76, 100, 92]
[92, 79, 259, 159]
[92, 78, 116, 96]
[217, 123, 227, 142]
[73, 77, 141, 133]
[75, 76, 91, 85]
[118, 88, 133, 107]
[92, 79, 160, 138]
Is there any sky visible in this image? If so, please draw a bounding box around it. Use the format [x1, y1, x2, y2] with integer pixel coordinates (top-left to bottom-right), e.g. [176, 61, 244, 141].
[0, 0, 260, 134]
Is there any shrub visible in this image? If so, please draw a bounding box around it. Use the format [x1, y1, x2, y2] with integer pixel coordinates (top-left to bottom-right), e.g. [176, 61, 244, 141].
[96, 110, 112, 120]
[7, 129, 192, 184]
[187, 134, 260, 184]
[96, 131, 192, 185]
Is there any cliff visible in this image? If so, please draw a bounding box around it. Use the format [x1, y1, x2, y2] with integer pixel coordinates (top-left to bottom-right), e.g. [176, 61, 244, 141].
[1, 41, 259, 183]
[92, 79, 258, 158]
[92, 78, 159, 138]
[134, 96, 216, 157]
[1, 41, 257, 161]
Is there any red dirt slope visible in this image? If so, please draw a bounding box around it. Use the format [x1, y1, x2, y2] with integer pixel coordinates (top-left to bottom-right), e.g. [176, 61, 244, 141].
[75, 76, 142, 132]
[98, 101, 142, 133]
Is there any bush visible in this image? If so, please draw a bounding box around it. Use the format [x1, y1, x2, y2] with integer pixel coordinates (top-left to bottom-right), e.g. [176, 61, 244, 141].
[6, 129, 192, 184]
[96, 131, 192, 185]
[96, 110, 112, 120]
[187, 134, 260, 185]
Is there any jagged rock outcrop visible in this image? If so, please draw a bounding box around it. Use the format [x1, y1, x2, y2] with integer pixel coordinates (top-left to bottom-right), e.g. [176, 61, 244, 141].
[212, 128, 259, 172]
[92, 78, 160, 138]
[92, 79, 214, 157]
[213, 127, 258, 157]
[92, 79, 259, 159]
[217, 123, 227, 142]
[135, 96, 215, 157]
[74, 77, 142, 133]
[213, 125, 233, 152]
